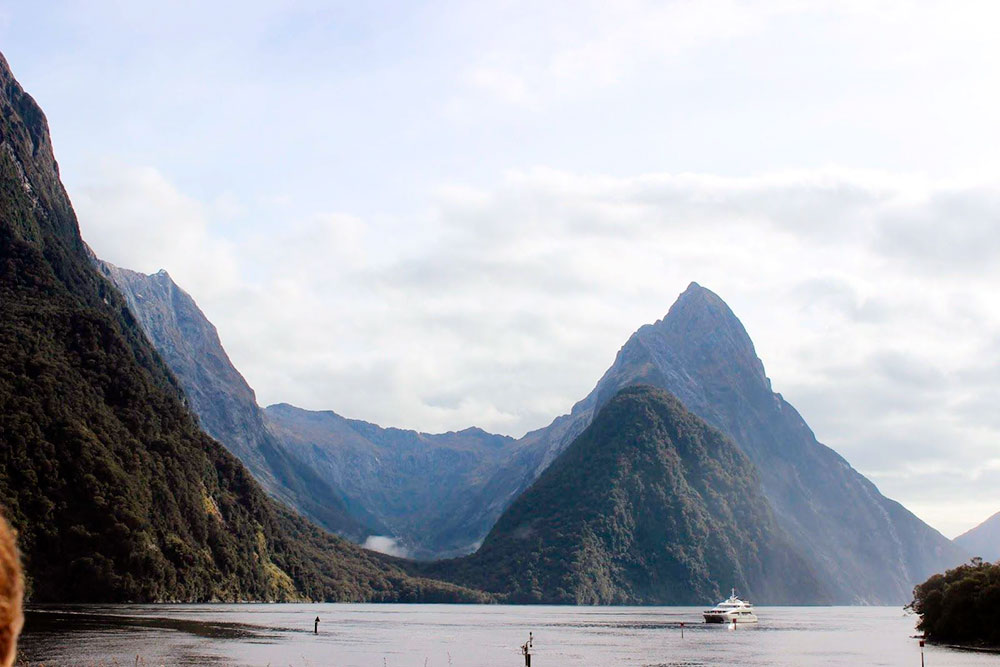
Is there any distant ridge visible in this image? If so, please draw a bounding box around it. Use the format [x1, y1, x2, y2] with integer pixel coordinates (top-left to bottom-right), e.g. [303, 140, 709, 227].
[265, 403, 517, 559]
[955, 511, 1000, 562]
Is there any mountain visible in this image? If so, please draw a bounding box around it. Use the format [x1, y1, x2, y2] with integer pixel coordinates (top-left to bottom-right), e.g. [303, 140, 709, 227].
[85, 263, 518, 558]
[94, 261, 380, 541]
[132, 266, 965, 600]
[456, 282, 966, 603]
[421, 386, 830, 604]
[264, 404, 516, 558]
[0, 52, 485, 603]
[955, 512, 1000, 562]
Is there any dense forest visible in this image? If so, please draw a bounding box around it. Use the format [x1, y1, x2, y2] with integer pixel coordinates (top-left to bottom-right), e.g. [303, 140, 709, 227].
[0, 52, 487, 603]
[416, 386, 828, 604]
[910, 558, 1000, 647]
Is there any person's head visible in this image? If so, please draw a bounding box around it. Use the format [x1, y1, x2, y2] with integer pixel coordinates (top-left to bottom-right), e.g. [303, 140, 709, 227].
[0, 512, 23, 667]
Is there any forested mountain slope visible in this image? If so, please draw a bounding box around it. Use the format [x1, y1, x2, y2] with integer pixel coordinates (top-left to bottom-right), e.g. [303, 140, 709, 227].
[0, 51, 485, 603]
[420, 386, 830, 604]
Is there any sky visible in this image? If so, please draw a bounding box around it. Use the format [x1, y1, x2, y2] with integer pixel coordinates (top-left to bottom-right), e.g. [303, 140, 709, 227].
[2, 0, 1000, 538]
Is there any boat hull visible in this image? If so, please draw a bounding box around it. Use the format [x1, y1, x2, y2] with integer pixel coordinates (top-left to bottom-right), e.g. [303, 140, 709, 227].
[703, 613, 758, 624]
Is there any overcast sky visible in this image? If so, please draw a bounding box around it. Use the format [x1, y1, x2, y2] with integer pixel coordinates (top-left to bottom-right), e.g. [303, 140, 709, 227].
[3, 0, 999, 538]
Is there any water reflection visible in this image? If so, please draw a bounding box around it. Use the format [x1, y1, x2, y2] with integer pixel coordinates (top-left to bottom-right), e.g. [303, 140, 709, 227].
[15, 605, 1000, 667]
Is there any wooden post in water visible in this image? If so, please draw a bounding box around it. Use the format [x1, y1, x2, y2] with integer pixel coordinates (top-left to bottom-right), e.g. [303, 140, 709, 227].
[680, 622, 685, 639]
[919, 639, 925, 667]
[314, 616, 320, 634]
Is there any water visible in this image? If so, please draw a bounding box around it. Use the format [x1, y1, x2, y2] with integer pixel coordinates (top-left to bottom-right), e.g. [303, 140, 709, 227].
[16, 604, 1000, 666]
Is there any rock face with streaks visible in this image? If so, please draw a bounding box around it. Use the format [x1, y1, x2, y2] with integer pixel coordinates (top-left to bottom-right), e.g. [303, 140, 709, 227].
[95, 261, 377, 541]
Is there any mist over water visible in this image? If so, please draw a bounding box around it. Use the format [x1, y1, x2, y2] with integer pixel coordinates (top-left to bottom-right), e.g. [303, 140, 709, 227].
[17, 604, 1000, 666]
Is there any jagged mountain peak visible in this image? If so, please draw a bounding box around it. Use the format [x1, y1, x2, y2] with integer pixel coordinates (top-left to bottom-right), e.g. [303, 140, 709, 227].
[664, 281, 739, 328]
[646, 282, 770, 391]
[586, 283, 770, 423]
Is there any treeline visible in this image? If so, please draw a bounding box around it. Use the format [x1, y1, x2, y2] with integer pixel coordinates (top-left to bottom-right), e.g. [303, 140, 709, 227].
[910, 558, 1000, 647]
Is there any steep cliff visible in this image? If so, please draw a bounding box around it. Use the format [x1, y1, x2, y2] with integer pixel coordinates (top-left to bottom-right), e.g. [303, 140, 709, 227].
[94, 261, 377, 540]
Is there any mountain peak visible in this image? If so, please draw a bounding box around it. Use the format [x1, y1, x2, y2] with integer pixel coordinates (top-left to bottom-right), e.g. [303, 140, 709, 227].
[633, 283, 770, 395]
[665, 282, 738, 329]
[683, 280, 704, 292]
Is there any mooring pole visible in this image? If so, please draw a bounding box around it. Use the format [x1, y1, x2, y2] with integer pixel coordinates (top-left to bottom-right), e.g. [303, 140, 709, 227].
[522, 631, 533, 666]
[919, 639, 925, 667]
[314, 616, 320, 634]
[680, 621, 685, 639]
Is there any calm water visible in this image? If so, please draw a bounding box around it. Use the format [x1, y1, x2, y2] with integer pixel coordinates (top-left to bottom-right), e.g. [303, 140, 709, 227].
[16, 604, 1000, 666]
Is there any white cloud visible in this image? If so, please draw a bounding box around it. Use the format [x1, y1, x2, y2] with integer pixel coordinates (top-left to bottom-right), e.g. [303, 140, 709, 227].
[73, 160, 239, 299]
[362, 535, 411, 558]
[458, 0, 778, 107]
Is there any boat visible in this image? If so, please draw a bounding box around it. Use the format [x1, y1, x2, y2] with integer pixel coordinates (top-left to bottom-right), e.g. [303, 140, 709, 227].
[703, 589, 758, 624]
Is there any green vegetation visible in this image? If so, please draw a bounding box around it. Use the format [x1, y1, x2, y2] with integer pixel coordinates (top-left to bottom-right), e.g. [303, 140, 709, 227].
[0, 52, 487, 604]
[910, 558, 1000, 647]
[418, 385, 828, 604]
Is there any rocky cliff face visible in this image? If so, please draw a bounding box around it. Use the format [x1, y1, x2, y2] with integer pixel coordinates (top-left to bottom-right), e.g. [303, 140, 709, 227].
[422, 386, 830, 604]
[461, 283, 967, 603]
[265, 403, 516, 559]
[94, 261, 376, 541]
[955, 511, 1000, 562]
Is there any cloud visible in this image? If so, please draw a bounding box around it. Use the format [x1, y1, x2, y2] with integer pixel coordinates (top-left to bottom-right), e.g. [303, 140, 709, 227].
[457, 0, 780, 107]
[72, 160, 239, 299]
[362, 535, 411, 558]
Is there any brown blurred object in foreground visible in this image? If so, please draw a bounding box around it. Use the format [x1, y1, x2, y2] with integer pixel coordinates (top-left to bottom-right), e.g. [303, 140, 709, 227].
[0, 512, 23, 667]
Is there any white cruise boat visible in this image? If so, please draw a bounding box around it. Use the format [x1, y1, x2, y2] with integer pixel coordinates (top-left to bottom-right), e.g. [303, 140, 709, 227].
[702, 589, 758, 624]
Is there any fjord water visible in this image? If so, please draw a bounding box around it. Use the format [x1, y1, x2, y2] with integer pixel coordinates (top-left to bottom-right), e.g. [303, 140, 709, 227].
[18, 605, 1000, 666]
